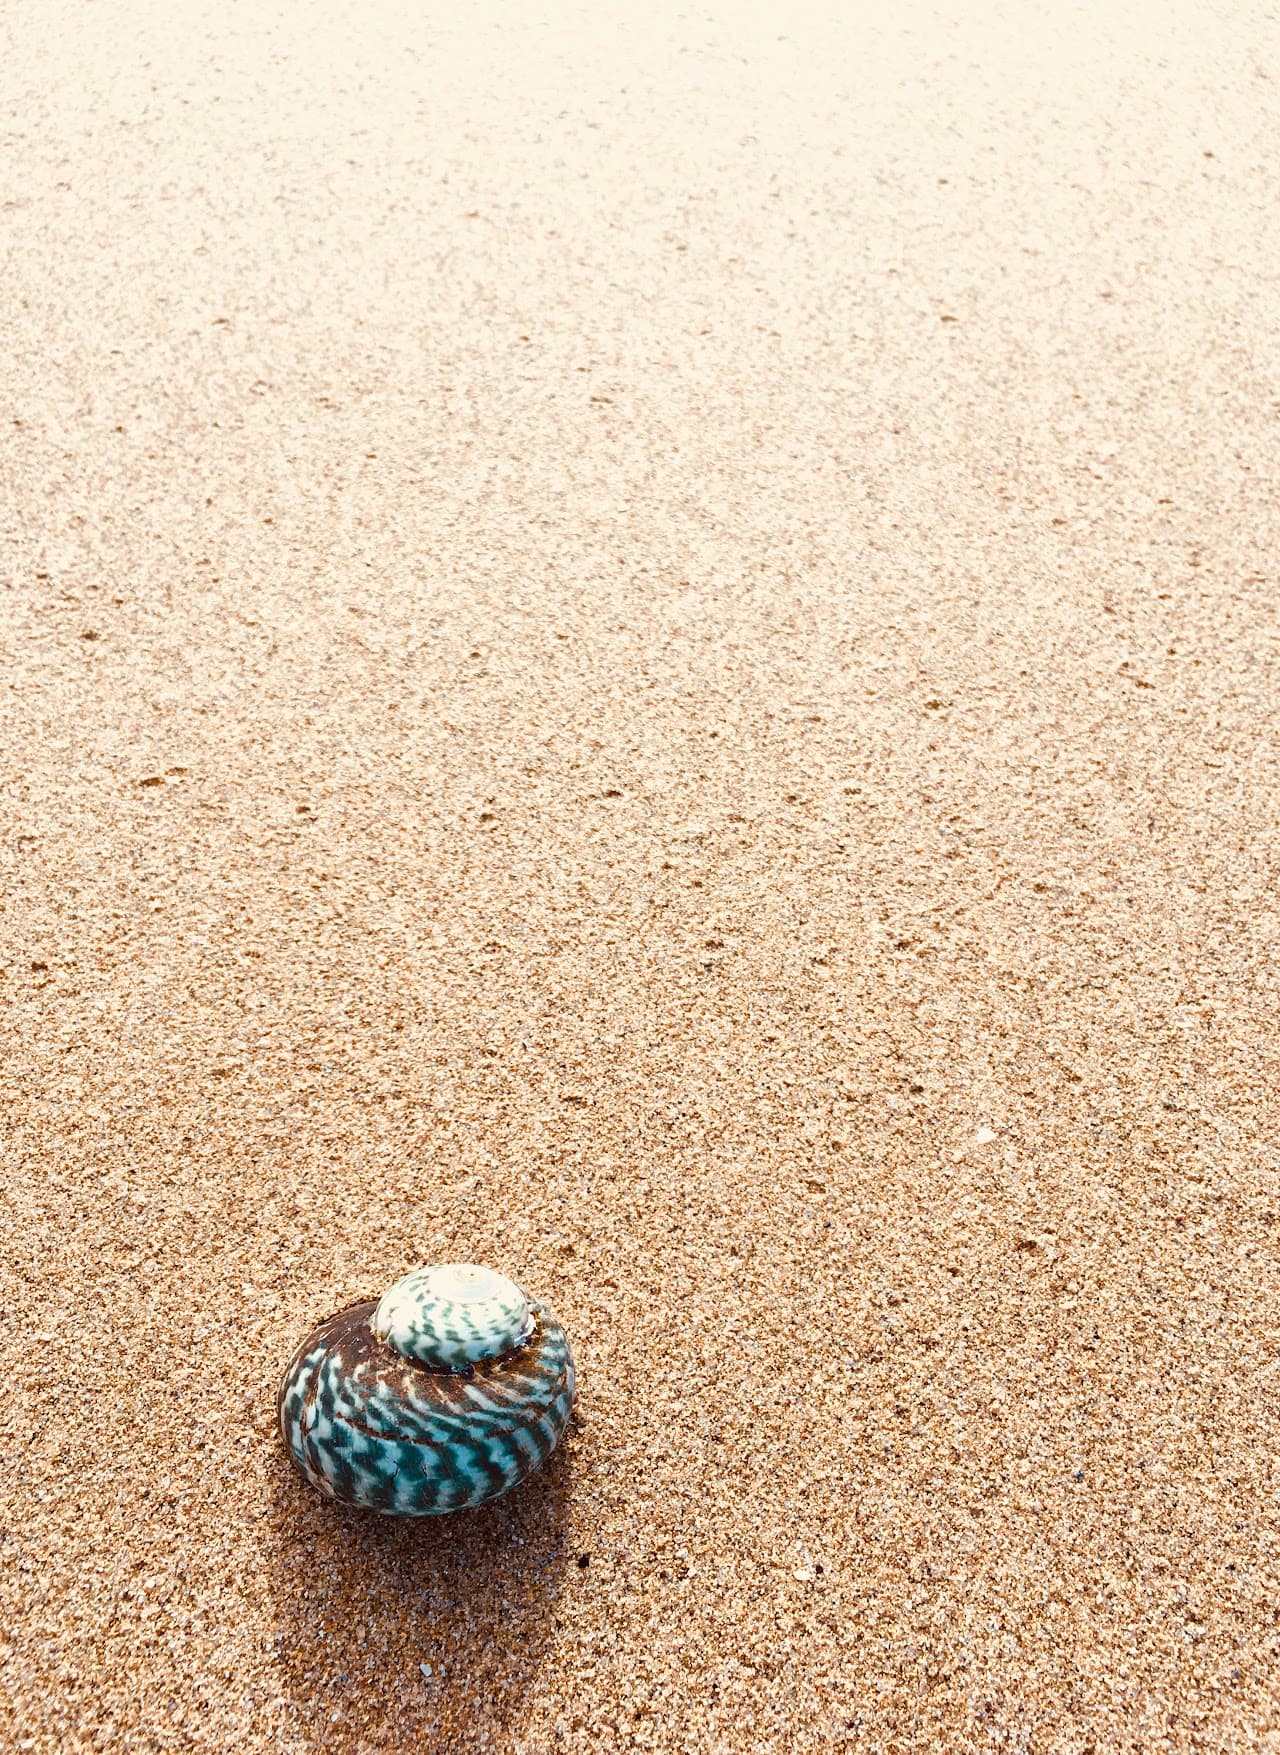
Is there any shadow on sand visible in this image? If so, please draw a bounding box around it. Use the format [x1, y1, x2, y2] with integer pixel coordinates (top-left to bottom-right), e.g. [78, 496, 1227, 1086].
[263, 1433, 577, 1751]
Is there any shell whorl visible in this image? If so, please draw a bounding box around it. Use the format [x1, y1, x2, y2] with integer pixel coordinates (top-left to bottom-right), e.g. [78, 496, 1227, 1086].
[277, 1264, 574, 1516]
[371, 1263, 533, 1370]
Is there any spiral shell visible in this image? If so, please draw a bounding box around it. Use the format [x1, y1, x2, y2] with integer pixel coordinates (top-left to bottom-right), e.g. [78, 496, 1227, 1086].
[277, 1264, 575, 1515]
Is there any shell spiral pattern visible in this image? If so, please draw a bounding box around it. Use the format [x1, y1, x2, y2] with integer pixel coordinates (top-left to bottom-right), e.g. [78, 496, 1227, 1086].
[371, 1262, 534, 1370]
[277, 1266, 574, 1515]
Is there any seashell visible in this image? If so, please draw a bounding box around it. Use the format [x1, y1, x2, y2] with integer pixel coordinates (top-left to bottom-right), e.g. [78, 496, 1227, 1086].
[277, 1263, 575, 1515]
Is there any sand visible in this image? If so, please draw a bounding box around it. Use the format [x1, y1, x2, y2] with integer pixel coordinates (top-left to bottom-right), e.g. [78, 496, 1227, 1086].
[3, 1, 1279, 1749]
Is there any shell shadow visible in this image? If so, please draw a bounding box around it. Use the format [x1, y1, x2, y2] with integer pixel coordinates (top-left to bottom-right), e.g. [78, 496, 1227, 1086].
[263, 1433, 576, 1751]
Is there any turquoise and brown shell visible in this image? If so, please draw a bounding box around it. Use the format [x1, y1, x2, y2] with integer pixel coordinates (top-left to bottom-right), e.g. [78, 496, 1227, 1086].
[277, 1263, 575, 1515]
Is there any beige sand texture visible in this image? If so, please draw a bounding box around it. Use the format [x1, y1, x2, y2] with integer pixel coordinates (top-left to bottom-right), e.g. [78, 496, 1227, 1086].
[3, 0, 1279, 1749]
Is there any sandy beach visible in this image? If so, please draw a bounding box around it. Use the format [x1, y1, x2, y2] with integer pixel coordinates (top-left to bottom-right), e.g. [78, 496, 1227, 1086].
[3, 2, 1279, 1749]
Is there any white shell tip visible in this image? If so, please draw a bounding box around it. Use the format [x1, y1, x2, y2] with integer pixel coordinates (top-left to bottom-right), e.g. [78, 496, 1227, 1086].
[371, 1262, 533, 1369]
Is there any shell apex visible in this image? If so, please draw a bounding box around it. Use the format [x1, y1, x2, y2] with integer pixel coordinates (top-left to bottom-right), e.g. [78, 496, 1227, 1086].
[371, 1262, 534, 1371]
